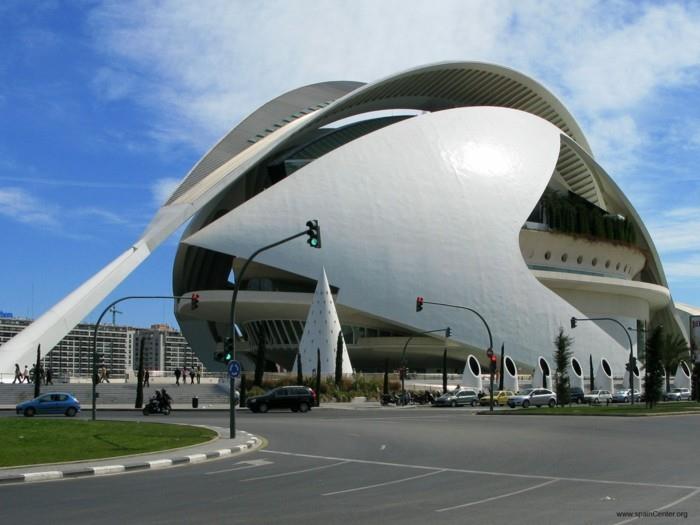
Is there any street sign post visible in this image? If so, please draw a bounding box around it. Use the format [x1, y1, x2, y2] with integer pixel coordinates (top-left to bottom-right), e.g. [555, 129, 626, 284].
[228, 360, 241, 379]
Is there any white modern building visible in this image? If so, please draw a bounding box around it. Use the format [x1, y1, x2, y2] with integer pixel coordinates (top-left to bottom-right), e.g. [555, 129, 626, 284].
[0, 61, 692, 380]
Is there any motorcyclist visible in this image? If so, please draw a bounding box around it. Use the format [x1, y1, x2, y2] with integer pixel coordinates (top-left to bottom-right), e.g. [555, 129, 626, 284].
[153, 390, 162, 408]
[160, 388, 172, 411]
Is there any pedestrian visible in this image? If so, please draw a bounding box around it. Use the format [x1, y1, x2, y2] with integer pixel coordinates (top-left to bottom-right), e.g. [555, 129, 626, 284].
[29, 366, 35, 384]
[144, 370, 150, 387]
[182, 367, 187, 385]
[22, 365, 29, 383]
[104, 368, 110, 383]
[46, 368, 53, 385]
[174, 368, 181, 385]
[189, 368, 195, 384]
[99, 366, 106, 383]
[196, 365, 201, 384]
[13, 363, 21, 384]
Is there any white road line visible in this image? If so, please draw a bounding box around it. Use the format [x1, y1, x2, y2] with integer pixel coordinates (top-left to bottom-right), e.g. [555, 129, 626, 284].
[242, 461, 349, 482]
[205, 464, 263, 475]
[261, 450, 700, 491]
[435, 479, 559, 512]
[611, 488, 700, 525]
[322, 470, 445, 496]
[205, 459, 273, 475]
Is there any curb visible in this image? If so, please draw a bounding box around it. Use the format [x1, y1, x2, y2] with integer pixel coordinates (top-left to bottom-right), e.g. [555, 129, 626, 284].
[0, 432, 261, 485]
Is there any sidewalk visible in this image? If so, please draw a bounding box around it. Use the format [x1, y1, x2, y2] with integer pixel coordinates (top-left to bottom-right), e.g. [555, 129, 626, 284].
[0, 424, 262, 485]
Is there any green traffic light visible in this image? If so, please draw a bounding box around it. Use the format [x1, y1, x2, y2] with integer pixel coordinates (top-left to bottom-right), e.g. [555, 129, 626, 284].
[309, 238, 318, 247]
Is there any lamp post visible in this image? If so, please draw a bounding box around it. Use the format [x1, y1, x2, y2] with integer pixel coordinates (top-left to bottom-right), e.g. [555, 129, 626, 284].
[399, 327, 451, 404]
[228, 221, 322, 438]
[91, 295, 189, 421]
[570, 316, 635, 405]
[416, 298, 494, 410]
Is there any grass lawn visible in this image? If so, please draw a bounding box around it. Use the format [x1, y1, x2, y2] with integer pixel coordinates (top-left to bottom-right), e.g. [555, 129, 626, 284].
[479, 401, 700, 416]
[0, 419, 216, 467]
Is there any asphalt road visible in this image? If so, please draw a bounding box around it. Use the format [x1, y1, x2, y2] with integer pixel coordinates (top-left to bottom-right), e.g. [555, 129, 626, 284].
[1, 407, 699, 525]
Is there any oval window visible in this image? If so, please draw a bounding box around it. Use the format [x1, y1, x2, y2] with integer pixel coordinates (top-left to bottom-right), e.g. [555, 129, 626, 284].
[544, 251, 551, 260]
[576, 256, 583, 264]
[561, 253, 568, 262]
[592, 258, 597, 266]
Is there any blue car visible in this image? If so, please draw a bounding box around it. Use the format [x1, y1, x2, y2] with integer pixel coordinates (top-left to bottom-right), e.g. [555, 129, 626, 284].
[16, 392, 81, 417]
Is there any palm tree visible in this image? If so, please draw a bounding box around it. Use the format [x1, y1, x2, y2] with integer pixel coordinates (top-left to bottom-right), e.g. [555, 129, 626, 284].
[644, 326, 664, 408]
[660, 332, 689, 393]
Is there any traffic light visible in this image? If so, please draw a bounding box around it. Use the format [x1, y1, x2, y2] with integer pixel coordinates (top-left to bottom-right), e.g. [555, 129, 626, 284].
[224, 337, 233, 362]
[416, 296, 424, 312]
[625, 362, 631, 372]
[306, 220, 321, 249]
[570, 317, 577, 329]
[190, 293, 200, 310]
[445, 327, 451, 338]
[490, 354, 498, 373]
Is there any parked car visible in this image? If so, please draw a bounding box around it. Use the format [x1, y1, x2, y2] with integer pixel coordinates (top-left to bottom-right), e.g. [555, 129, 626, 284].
[583, 390, 613, 404]
[16, 392, 80, 417]
[434, 389, 479, 407]
[611, 389, 641, 403]
[479, 390, 515, 406]
[246, 386, 316, 413]
[568, 387, 585, 404]
[664, 388, 691, 401]
[507, 389, 557, 408]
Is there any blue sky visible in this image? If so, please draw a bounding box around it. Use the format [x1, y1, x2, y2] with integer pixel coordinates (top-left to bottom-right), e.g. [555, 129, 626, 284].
[2, 0, 700, 328]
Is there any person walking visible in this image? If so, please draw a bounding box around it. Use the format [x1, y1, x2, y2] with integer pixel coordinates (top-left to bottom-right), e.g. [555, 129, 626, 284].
[45, 368, 53, 385]
[22, 365, 29, 383]
[196, 365, 202, 384]
[144, 370, 150, 387]
[174, 368, 181, 386]
[12, 363, 21, 384]
[182, 367, 188, 385]
[189, 368, 195, 384]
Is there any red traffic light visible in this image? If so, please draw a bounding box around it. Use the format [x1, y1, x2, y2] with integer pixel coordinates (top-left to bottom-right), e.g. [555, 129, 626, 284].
[416, 296, 424, 312]
[490, 354, 498, 363]
[190, 293, 200, 310]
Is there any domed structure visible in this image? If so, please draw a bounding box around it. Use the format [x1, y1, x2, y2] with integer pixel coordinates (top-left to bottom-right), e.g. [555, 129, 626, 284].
[0, 62, 688, 378]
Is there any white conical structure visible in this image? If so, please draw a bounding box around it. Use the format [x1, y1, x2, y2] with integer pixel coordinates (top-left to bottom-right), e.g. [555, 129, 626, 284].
[502, 355, 519, 392]
[461, 355, 483, 392]
[568, 357, 584, 390]
[596, 358, 614, 392]
[295, 268, 352, 377]
[674, 360, 691, 390]
[532, 356, 552, 389]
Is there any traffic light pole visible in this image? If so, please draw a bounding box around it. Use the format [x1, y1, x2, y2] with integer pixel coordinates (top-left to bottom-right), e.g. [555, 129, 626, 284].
[400, 328, 451, 404]
[91, 295, 188, 421]
[571, 316, 636, 405]
[229, 222, 321, 438]
[416, 299, 495, 410]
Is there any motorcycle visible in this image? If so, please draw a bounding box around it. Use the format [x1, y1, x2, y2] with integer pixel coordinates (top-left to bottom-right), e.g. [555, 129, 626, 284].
[142, 398, 171, 416]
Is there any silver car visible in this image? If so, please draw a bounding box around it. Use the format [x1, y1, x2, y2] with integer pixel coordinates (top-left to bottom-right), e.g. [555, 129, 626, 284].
[664, 388, 691, 401]
[611, 389, 641, 403]
[434, 389, 479, 407]
[583, 390, 613, 404]
[507, 388, 557, 408]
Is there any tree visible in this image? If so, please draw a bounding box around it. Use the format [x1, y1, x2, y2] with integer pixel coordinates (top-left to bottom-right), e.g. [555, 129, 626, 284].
[553, 328, 573, 405]
[589, 354, 595, 392]
[254, 325, 267, 387]
[135, 338, 145, 409]
[296, 352, 303, 385]
[644, 326, 664, 408]
[315, 348, 321, 407]
[383, 358, 389, 396]
[442, 348, 448, 393]
[660, 332, 689, 393]
[335, 332, 344, 386]
[498, 343, 505, 391]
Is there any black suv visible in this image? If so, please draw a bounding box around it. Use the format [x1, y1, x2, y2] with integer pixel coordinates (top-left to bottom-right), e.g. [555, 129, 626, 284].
[568, 387, 585, 404]
[247, 386, 316, 413]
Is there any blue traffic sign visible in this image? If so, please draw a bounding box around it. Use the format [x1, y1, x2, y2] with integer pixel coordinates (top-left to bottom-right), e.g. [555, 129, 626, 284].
[228, 360, 241, 379]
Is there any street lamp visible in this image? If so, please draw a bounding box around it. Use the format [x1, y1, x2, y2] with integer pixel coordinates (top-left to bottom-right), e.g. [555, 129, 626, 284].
[228, 220, 322, 438]
[399, 327, 451, 404]
[416, 298, 495, 411]
[570, 316, 636, 405]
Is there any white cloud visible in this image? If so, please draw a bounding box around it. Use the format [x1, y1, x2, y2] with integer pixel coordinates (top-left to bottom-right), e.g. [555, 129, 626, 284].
[647, 207, 700, 253]
[0, 187, 57, 227]
[151, 177, 181, 206]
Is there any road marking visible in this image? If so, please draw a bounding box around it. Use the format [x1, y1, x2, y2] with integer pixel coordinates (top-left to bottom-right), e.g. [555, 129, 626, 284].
[187, 454, 207, 464]
[242, 461, 349, 482]
[92, 465, 125, 476]
[435, 479, 560, 512]
[205, 459, 273, 475]
[611, 488, 700, 525]
[261, 450, 700, 490]
[148, 459, 172, 469]
[322, 470, 445, 496]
